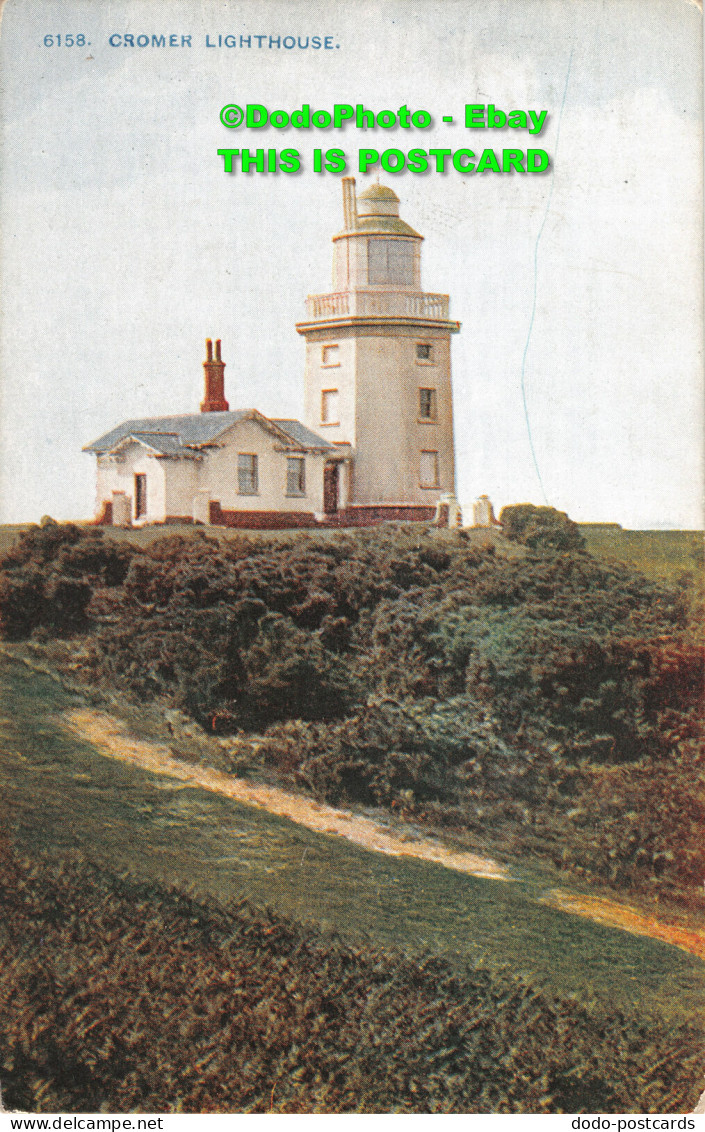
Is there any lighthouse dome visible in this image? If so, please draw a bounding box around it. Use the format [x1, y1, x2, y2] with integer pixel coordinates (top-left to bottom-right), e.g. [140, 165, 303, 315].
[357, 183, 401, 218]
[341, 181, 420, 238]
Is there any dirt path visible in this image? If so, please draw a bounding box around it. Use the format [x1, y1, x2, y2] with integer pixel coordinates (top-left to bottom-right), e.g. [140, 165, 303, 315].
[61, 708, 508, 881]
[61, 707, 705, 962]
[541, 890, 705, 963]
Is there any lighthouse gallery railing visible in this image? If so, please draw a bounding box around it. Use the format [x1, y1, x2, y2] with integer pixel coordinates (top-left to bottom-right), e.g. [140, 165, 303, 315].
[305, 290, 450, 321]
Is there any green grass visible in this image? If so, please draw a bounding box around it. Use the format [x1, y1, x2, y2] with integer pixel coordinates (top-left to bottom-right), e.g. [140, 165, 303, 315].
[581, 526, 703, 593]
[2, 652, 703, 1029]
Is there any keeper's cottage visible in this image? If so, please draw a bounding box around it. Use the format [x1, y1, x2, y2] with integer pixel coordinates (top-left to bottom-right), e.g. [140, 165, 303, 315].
[85, 178, 461, 528]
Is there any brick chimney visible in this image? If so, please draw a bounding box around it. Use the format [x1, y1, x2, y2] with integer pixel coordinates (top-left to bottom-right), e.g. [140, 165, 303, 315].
[200, 338, 229, 413]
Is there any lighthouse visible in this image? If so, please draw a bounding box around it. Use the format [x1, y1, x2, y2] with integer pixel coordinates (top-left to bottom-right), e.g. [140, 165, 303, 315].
[86, 179, 462, 531]
[296, 177, 461, 522]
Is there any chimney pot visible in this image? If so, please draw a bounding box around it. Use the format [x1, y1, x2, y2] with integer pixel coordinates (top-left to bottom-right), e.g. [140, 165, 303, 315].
[201, 337, 229, 413]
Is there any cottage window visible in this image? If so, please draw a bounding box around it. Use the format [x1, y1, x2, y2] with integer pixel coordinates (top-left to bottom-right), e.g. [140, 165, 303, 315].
[322, 344, 340, 366]
[134, 474, 147, 518]
[321, 389, 339, 425]
[286, 457, 306, 497]
[237, 453, 258, 494]
[419, 388, 437, 420]
[419, 450, 440, 488]
[368, 239, 414, 285]
[416, 342, 433, 362]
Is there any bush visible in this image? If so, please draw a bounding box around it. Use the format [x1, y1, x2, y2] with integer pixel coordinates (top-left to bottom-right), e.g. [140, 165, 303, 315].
[3, 523, 701, 899]
[0, 522, 139, 638]
[0, 567, 46, 639]
[499, 504, 585, 552]
[1, 517, 85, 568]
[239, 612, 362, 727]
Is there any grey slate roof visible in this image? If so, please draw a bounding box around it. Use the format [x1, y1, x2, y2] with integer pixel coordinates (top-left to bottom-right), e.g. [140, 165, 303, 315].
[120, 432, 199, 458]
[84, 411, 335, 457]
[271, 419, 337, 449]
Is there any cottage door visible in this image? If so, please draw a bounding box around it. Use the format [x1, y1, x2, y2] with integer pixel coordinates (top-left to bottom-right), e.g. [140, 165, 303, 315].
[134, 474, 147, 519]
[323, 462, 339, 514]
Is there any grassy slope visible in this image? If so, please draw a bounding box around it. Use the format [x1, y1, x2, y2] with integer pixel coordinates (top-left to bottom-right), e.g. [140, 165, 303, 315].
[2, 653, 704, 1030]
[581, 526, 703, 594]
[2, 522, 704, 1112]
[4, 844, 701, 1114]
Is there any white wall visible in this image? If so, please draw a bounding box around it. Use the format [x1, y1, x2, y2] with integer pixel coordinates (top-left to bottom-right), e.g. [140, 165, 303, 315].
[303, 332, 358, 448]
[96, 443, 166, 523]
[303, 324, 456, 507]
[354, 327, 456, 504]
[202, 419, 328, 513]
[94, 420, 331, 522]
[163, 458, 199, 518]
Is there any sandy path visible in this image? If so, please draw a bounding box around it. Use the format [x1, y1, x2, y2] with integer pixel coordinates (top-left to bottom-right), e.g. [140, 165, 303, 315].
[541, 890, 705, 963]
[61, 708, 508, 881]
[60, 707, 705, 962]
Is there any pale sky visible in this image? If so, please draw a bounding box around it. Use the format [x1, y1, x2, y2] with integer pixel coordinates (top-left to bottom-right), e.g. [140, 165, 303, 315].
[1, 0, 702, 528]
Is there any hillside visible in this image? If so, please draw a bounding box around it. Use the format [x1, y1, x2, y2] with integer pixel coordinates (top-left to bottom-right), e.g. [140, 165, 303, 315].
[1, 518, 702, 906]
[1, 518, 704, 1113]
[581, 526, 703, 606]
[2, 837, 701, 1114]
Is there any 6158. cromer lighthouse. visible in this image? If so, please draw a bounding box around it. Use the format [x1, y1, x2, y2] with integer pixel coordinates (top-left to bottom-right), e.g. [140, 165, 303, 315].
[85, 177, 462, 528]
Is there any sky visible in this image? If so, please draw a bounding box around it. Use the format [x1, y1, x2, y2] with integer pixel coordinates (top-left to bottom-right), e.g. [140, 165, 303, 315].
[0, 0, 702, 528]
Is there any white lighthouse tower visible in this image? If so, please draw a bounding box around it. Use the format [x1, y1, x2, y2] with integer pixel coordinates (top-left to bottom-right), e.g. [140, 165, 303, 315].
[296, 178, 461, 523]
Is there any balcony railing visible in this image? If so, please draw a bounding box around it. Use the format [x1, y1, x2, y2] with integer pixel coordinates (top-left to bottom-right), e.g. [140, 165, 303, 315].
[304, 289, 450, 321]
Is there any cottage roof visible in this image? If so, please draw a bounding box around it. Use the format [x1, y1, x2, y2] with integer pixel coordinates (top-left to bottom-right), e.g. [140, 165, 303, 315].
[116, 431, 201, 458]
[84, 411, 335, 457]
[271, 419, 336, 449]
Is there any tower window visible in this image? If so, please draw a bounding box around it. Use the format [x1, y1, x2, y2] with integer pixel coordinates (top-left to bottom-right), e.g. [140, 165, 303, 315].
[368, 239, 414, 285]
[419, 388, 437, 420]
[322, 344, 340, 366]
[237, 453, 258, 494]
[419, 450, 440, 488]
[321, 389, 339, 424]
[416, 343, 433, 362]
[286, 457, 306, 497]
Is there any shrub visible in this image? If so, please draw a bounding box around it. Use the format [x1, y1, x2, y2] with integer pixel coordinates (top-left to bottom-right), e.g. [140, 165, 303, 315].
[499, 504, 585, 552]
[3, 524, 701, 900]
[239, 613, 362, 727]
[1, 517, 85, 568]
[0, 567, 46, 639]
[0, 522, 139, 638]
